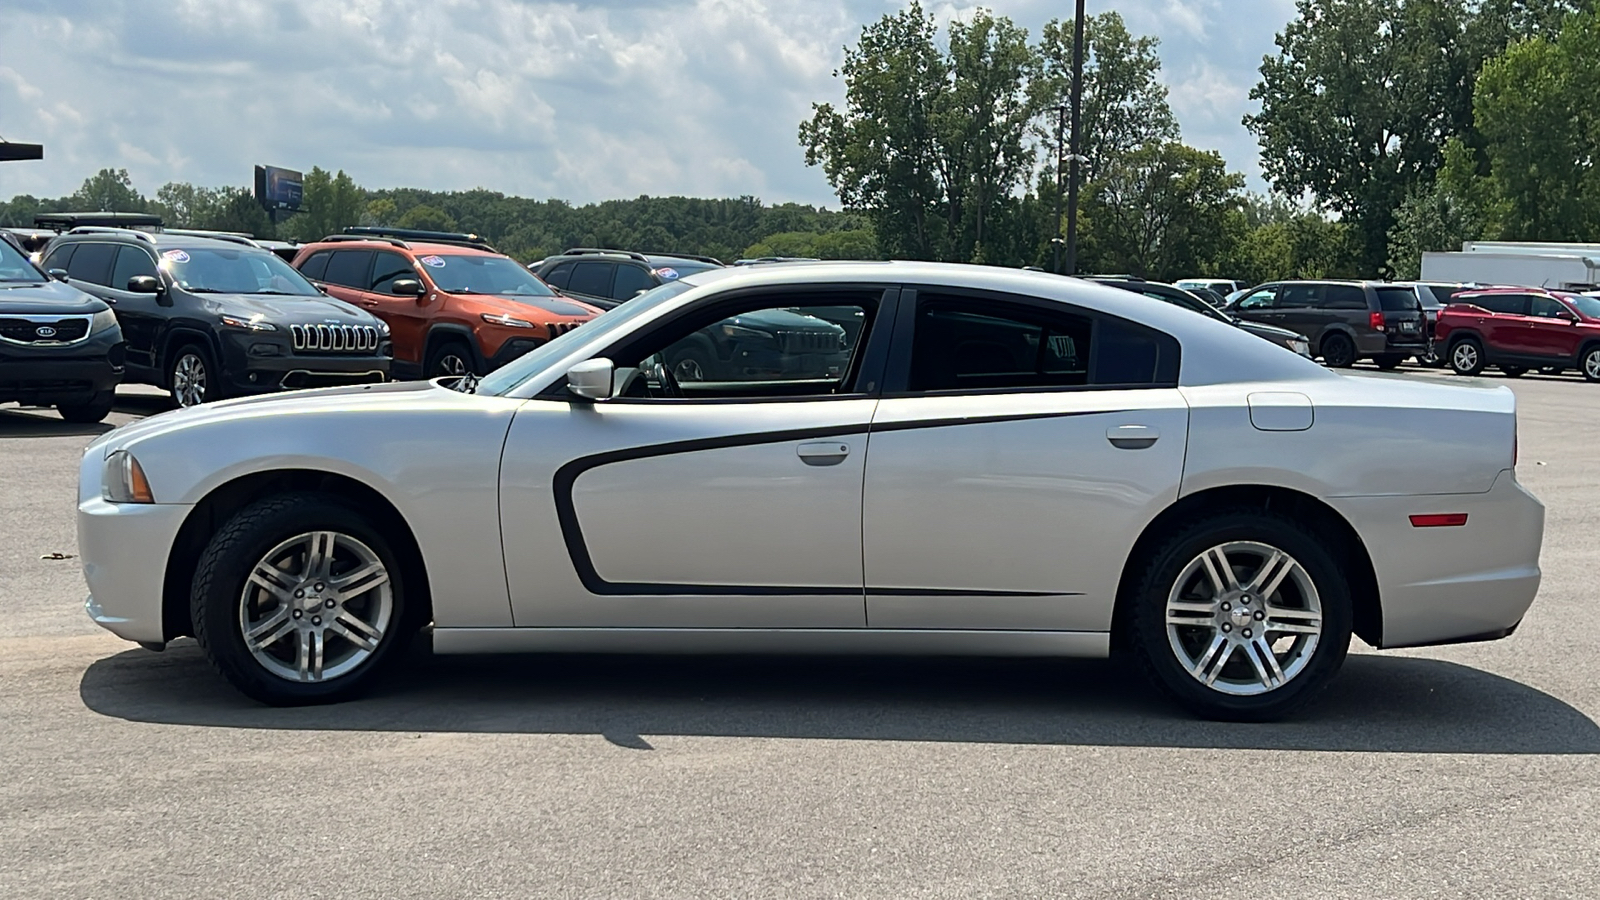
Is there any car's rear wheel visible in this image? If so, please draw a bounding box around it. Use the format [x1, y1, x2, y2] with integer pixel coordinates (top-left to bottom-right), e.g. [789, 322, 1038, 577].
[426, 340, 478, 378]
[1126, 511, 1352, 721]
[1374, 353, 1404, 371]
[56, 390, 116, 423]
[1449, 338, 1486, 376]
[168, 344, 219, 408]
[191, 493, 416, 705]
[1319, 333, 1356, 368]
[1583, 346, 1600, 383]
[669, 346, 713, 383]
[1501, 365, 1527, 378]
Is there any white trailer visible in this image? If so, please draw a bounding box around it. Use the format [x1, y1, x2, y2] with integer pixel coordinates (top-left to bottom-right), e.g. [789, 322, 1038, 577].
[1420, 250, 1600, 290]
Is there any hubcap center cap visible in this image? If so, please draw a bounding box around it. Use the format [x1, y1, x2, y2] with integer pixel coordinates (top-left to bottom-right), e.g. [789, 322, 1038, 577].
[1229, 605, 1254, 629]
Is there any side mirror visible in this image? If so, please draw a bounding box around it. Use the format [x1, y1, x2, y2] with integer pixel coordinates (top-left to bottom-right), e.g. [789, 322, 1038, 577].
[390, 278, 424, 296]
[126, 275, 162, 294]
[566, 358, 615, 401]
[48, 268, 68, 282]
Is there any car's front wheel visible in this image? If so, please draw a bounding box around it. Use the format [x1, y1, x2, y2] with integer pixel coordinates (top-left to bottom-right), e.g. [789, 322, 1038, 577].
[191, 493, 417, 705]
[426, 340, 478, 379]
[169, 344, 219, 408]
[1374, 353, 1404, 371]
[1127, 511, 1353, 721]
[56, 390, 116, 423]
[1450, 338, 1486, 376]
[1501, 365, 1527, 378]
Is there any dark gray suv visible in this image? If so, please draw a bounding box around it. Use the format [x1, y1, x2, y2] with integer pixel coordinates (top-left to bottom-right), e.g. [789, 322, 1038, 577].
[531, 248, 723, 309]
[1227, 281, 1426, 369]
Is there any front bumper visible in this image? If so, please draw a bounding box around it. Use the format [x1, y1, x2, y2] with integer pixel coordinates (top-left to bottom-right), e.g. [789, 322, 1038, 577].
[1328, 469, 1544, 648]
[0, 332, 125, 403]
[218, 333, 391, 395]
[78, 495, 193, 644]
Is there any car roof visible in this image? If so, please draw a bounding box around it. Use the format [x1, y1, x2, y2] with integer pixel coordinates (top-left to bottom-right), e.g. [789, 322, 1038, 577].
[55, 229, 272, 253]
[298, 238, 501, 258]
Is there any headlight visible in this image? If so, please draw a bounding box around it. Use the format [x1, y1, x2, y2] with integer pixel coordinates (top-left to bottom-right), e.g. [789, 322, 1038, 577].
[219, 314, 276, 332]
[482, 313, 535, 328]
[375, 319, 391, 336]
[720, 323, 769, 340]
[102, 450, 154, 503]
[90, 308, 118, 334]
[1288, 339, 1312, 358]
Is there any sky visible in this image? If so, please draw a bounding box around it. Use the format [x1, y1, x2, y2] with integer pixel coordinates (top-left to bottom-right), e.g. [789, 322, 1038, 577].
[0, 0, 1298, 207]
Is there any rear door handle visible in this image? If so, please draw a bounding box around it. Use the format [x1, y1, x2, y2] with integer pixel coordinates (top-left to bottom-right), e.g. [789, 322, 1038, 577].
[797, 441, 850, 466]
[1107, 425, 1159, 450]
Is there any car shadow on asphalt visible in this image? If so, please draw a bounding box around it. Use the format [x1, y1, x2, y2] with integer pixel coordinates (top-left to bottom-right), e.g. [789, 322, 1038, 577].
[0, 408, 115, 438]
[79, 641, 1600, 754]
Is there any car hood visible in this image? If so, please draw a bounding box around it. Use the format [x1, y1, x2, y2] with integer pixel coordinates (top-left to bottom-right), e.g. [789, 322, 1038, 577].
[0, 278, 108, 314]
[1234, 319, 1304, 341]
[197, 293, 378, 325]
[489, 294, 601, 318]
[729, 307, 841, 332]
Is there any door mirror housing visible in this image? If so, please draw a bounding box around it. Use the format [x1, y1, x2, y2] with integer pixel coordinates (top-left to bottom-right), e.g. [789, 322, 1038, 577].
[47, 268, 68, 282]
[566, 358, 615, 401]
[390, 278, 424, 296]
[126, 275, 163, 294]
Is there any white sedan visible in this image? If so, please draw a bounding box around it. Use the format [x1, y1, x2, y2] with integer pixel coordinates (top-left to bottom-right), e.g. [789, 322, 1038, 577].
[77, 262, 1544, 720]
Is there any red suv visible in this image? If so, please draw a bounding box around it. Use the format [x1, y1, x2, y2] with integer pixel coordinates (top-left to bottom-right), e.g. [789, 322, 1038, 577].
[293, 227, 601, 379]
[1436, 287, 1600, 381]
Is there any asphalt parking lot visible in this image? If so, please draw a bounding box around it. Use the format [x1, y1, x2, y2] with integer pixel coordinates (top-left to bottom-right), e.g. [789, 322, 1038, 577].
[3, 373, 1599, 899]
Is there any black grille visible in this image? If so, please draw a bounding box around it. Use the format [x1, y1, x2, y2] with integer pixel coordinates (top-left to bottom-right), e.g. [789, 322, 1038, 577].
[290, 324, 380, 354]
[547, 321, 584, 339]
[775, 329, 843, 354]
[0, 316, 92, 344]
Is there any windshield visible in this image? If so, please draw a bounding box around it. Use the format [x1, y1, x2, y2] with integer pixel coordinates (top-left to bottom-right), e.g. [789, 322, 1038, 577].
[424, 254, 556, 297]
[0, 237, 42, 282]
[475, 280, 696, 396]
[161, 246, 322, 295]
[649, 259, 721, 280]
[1566, 295, 1600, 319]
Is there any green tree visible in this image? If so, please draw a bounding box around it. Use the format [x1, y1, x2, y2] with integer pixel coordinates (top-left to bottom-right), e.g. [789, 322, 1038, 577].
[800, 4, 1037, 262]
[284, 167, 364, 241]
[69, 168, 145, 212]
[1078, 142, 1243, 280]
[396, 204, 458, 232]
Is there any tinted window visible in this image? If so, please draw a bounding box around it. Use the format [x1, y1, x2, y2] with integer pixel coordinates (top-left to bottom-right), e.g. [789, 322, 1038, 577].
[542, 261, 574, 289]
[1566, 295, 1600, 319]
[567, 261, 615, 297]
[370, 251, 415, 292]
[66, 242, 117, 285]
[109, 246, 157, 290]
[1278, 284, 1320, 308]
[1466, 294, 1528, 316]
[323, 250, 374, 288]
[422, 254, 555, 297]
[298, 250, 331, 281]
[1376, 287, 1421, 311]
[1424, 285, 1460, 307]
[1529, 297, 1569, 318]
[40, 243, 77, 272]
[1236, 288, 1276, 310]
[162, 247, 322, 295]
[0, 239, 41, 281]
[1320, 285, 1367, 310]
[611, 264, 655, 300]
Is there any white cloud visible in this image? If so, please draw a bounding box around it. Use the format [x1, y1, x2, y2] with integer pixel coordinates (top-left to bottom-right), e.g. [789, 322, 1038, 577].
[0, 0, 1295, 203]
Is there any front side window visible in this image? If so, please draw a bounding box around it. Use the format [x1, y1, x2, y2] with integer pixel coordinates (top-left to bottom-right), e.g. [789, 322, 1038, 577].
[41, 243, 77, 273]
[1237, 288, 1276, 310]
[109, 246, 157, 290]
[611, 264, 656, 300]
[907, 294, 1176, 392]
[369, 251, 416, 293]
[298, 250, 332, 281]
[567, 262, 615, 298]
[66, 242, 117, 285]
[541, 261, 574, 289]
[1529, 296, 1569, 319]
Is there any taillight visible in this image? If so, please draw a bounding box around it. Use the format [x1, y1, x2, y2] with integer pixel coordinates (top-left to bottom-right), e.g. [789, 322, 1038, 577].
[1369, 311, 1385, 331]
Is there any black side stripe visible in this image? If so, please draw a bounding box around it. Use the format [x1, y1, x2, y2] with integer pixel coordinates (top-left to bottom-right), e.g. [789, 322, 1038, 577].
[552, 409, 1116, 597]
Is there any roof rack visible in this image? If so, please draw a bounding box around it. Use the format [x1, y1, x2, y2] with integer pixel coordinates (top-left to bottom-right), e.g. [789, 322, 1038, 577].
[643, 251, 724, 266]
[560, 247, 650, 263]
[34, 211, 164, 232]
[65, 225, 156, 243]
[320, 233, 410, 249]
[343, 226, 495, 251]
[162, 229, 262, 248]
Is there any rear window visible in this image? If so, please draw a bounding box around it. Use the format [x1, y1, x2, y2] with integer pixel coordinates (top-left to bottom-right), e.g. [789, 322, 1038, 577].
[1425, 285, 1459, 306]
[1376, 287, 1421, 311]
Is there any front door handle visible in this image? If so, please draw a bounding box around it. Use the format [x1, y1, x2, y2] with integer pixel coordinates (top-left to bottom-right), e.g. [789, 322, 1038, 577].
[797, 441, 850, 466]
[1108, 424, 1159, 450]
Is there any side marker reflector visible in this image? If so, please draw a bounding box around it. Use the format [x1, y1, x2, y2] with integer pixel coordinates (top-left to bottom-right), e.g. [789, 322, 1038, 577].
[1410, 513, 1469, 528]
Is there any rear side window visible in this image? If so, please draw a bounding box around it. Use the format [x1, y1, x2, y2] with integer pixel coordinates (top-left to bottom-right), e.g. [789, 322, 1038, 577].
[323, 250, 373, 288]
[298, 250, 331, 281]
[611, 264, 655, 300]
[1235, 287, 1276, 310]
[1376, 287, 1421, 311]
[109, 246, 157, 289]
[1278, 284, 1320, 308]
[908, 295, 1177, 392]
[66, 242, 117, 285]
[542, 261, 574, 289]
[567, 261, 615, 297]
[1467, 294, 1528, 315]
[1427, 285, 1460, 306]
[1320, 285, 1367, 310]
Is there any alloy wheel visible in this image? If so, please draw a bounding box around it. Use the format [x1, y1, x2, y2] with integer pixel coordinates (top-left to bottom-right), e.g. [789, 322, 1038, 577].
[1164, 541, 1323, 696]
[435, 353, 468, 377]
[1586, 349, 1600, 381]
[172, 352, 208, 408]
[1453, 342, 1479, 372]
[237, 530, 394, 683]
[673, 357, 706, 382]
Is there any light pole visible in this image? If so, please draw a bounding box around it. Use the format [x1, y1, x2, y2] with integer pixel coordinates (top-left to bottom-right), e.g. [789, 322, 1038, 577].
[1064, 0, 1086, 276]
[1052, 103, 1066, 274]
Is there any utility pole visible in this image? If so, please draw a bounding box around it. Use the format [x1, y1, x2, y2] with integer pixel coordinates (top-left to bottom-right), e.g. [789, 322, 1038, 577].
[1064, 0, 1086, 276]
[1052, 103, 1066, 274]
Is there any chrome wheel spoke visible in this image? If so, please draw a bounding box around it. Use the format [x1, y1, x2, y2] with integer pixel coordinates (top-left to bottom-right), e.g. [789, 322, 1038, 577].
[248, 563, 296, 603]
[1264, 603, 1320, 634]
[1247, 637, 1286, 689]
[334, 611, 383, 647]
[304, 531, 336, 580]
[330, 561, 388, 596]
[1246, 550, 1295, 599]
[245, 607, 294, 651]
[1199, 547, 1238, 593]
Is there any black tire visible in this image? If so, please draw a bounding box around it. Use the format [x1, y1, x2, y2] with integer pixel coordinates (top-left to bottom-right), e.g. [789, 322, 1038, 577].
[1449, 337, 1486, 376]
[1539, 367, 1563, 376]
[1125, 510, 1353, 722]
[191, 492, 418, 705]
[56, 390, 116, 423]
[1418, 345, 1446, 368]
[168, 343, 221, 408]
[668, 345, 714, 383]
[1374, 353, 1404, 371]
[1501, 365, 1527, 378]
[1583, 345, 1600, 383]
[1319, 332, 1356, 368]
[425, 340, 478, 378]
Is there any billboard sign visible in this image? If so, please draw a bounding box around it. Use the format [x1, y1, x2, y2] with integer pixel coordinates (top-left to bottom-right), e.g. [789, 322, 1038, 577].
[254, 165, 304, 211]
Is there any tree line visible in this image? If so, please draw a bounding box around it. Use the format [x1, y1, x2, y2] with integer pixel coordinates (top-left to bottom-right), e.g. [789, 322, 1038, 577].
[2, 0, 1587, 285]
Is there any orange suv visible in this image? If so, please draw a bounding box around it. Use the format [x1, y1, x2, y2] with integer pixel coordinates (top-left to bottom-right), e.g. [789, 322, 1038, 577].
[292, 227, 600, 379]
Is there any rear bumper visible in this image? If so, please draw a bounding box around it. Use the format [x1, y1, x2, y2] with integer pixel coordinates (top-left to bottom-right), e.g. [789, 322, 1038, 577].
[78, 496, 192, 644]
[1328, 469, 1544, 649]
[1355, 331, 1427, 356]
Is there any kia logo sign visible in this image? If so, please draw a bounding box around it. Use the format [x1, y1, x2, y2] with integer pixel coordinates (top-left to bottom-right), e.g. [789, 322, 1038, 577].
[35, 326, 57, 338]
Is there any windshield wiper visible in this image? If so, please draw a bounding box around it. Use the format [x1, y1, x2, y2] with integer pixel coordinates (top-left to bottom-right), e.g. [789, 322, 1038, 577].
[186, 287, 225, 293]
